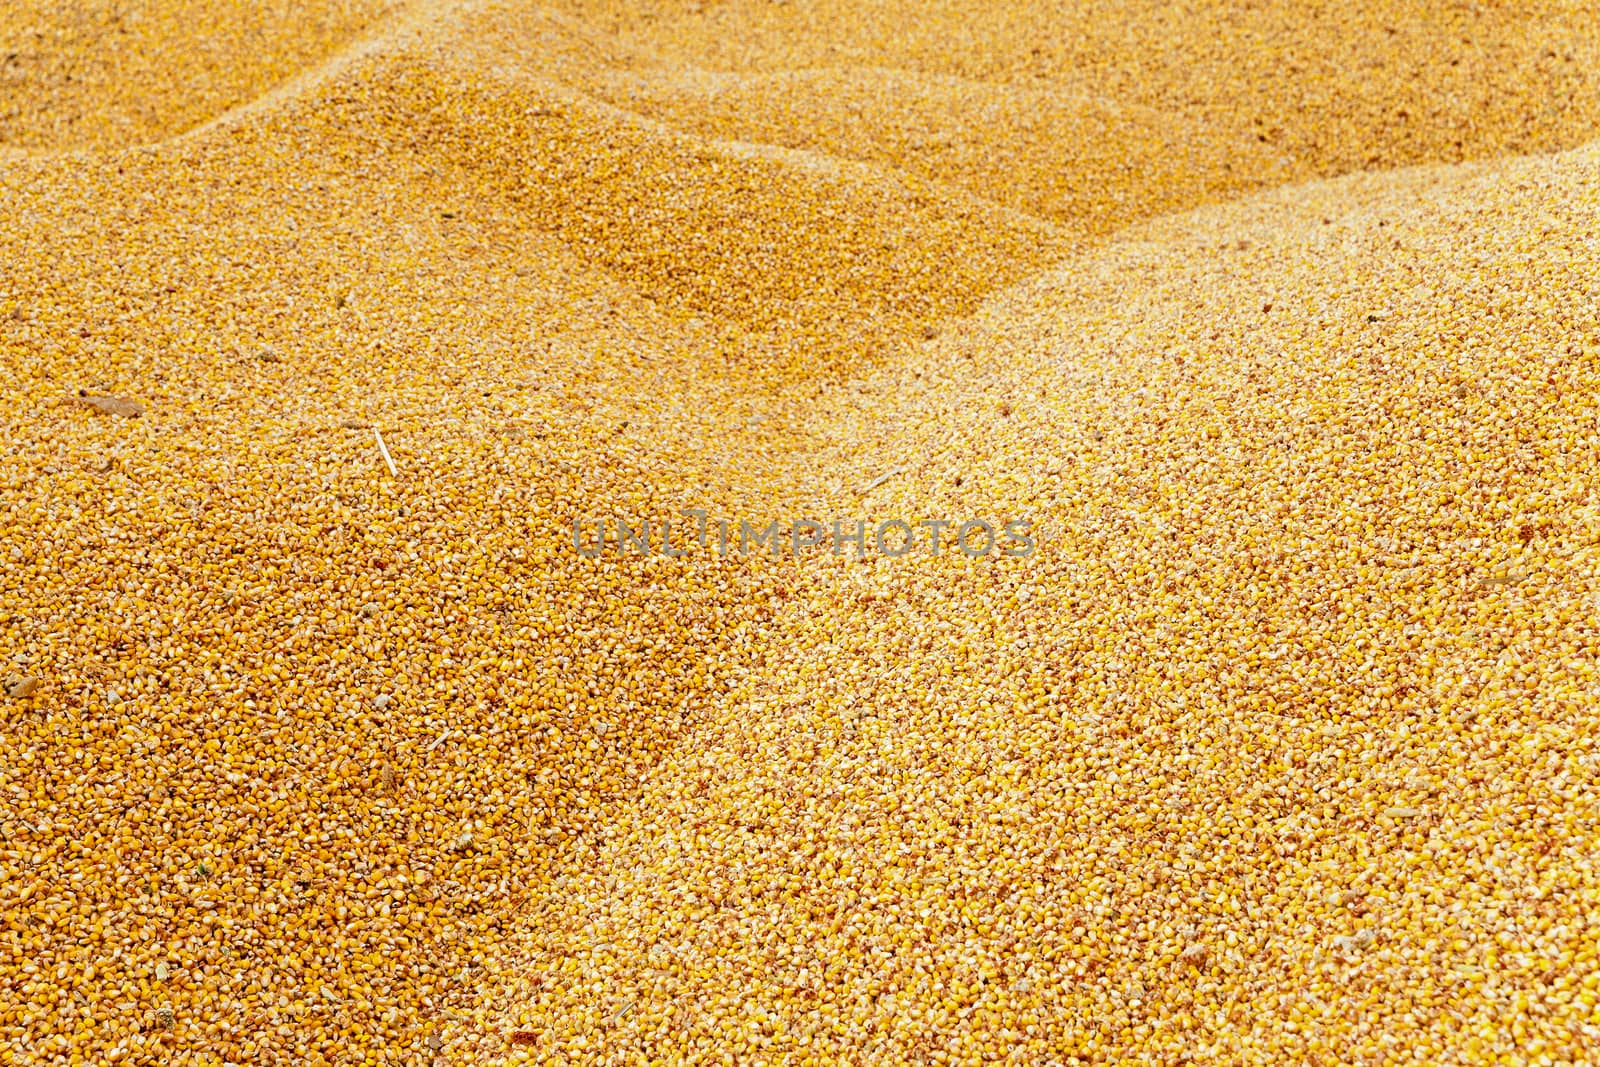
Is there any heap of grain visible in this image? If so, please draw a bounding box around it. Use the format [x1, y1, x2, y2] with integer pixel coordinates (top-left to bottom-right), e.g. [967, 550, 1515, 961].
[3, 0, 1599, 1064]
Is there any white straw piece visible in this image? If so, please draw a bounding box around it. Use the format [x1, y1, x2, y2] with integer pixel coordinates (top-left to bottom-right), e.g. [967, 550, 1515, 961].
[862, 465, 905, 492]
[373, 427, 398, 477]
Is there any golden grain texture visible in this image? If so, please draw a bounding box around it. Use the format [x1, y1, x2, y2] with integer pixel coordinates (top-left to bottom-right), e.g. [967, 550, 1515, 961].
[0, 0, 411, 152]
[479, 142, 1600, 1066]
[0, 12, 1054, 1062]
[2, 0, 1599, 1064]
[536, 0, 1600, 214]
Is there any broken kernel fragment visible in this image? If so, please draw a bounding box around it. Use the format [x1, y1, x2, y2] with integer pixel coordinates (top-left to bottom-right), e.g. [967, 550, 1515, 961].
[3, 675, 42, 699]
[2, 0, 1599, 1065]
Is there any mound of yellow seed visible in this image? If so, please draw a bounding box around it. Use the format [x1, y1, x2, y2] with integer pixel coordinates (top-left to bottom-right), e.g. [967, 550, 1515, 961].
[2, 1, 1599, 1065]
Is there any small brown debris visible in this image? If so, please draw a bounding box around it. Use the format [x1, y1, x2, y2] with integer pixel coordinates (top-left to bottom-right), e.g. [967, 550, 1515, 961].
[510, 1031, 538, 1046]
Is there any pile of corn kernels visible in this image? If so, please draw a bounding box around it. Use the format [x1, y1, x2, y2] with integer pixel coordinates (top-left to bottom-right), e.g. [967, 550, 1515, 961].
[3, 1, 1600, 1064]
